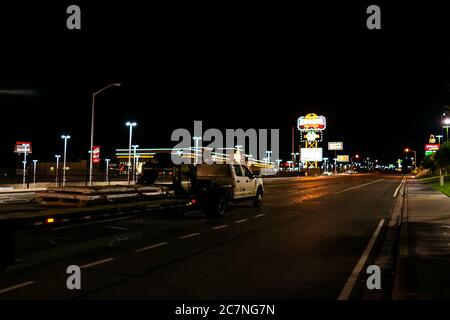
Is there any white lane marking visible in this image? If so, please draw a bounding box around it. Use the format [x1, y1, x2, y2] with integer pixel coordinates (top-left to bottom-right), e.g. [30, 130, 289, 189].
[51, 217, 129, 230]
[80, 257, 115, 269]
[179, 232, 200, 240]
[212, 224, 228, 230]
[103, 225, 133, 230]
[337, 219, 385, 300]
[393, 178, 405, 198]
[235, 218, 248, 224]
[0, 281, 36, 295]
[134, 242, 168, 253]
[333, 179, 386, 195]
[254, 214, 265, 218]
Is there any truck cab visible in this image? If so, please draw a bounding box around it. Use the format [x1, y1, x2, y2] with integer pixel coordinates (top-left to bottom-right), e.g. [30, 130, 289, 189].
[193, 163, 264, 216]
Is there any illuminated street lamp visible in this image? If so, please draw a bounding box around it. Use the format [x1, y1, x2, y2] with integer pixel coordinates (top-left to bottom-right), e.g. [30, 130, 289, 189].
[105, 158, 110, 184]
[89, 83, 121, 186]
[404, 148, 417, 171]
[287, 160, 293, 171]
[61, 135, 71, 187]
[21, 143, 30, 189]
[193, 136, 202, 165]
[55, 155, 61, 187]
[126, 121, 137, 184]
[443, 117, 450, 142]
[32, 159, 38, 188]
[276, 159, 282, 171]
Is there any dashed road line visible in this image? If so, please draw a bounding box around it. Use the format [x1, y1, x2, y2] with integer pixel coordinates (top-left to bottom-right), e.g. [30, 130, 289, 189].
[212, 224, 228, 230]
[254, 214, 265, 218]
[134, 242, 168, 253]
[235, 218, 248, 224]
[80, 257, 115, 269]
[0, 281, 36, 295]
[333, 179, 385, 195]
[179, 232, 200, 240]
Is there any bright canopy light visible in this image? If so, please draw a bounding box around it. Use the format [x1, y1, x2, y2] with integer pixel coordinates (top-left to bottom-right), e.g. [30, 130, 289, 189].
[443, 118, 450, 125]
[61, 135, 71, 139]
[126, 122, 137, 126]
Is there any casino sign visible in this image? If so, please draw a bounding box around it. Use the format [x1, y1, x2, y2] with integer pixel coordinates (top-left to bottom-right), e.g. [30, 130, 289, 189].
[297, 113, 326, 132]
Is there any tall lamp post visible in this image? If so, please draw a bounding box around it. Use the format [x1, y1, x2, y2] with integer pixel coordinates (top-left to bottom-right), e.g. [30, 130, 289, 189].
[89, 83, 121, 186]
[61, 135, 71, 187]
[105, 158, 110, 184]
[32, 160, 38, 188]
[443, 117, 450, 142]
[193, 136, 202, 165]
[276, 159, 282, 172]
[132, 144, 139, 184]
[55, 155, 61, 187]
[126, 122, 137, 185]
[404, 148, 417, 171]
[351, 154, 359, 169]
[21, 143, 29, 189]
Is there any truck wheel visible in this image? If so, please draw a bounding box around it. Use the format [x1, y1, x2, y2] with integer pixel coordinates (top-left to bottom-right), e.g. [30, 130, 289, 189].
[253, 189, 263, 208]
[0, 228, 16, 273]
[208, 194, 228, 217]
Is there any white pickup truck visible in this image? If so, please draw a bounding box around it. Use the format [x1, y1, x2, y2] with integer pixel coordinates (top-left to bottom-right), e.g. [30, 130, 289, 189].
[192, 163, 264, 217]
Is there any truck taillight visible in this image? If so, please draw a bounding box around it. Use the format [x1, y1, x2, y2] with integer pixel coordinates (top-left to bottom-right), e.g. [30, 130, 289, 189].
[191, 199, 197, 205]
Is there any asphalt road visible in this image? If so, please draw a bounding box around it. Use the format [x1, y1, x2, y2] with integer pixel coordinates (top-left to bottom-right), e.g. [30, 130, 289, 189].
[0, 174, 402, 299]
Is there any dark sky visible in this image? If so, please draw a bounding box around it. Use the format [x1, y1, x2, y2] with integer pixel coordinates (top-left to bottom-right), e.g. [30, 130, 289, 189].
[1, 2, 450, 167]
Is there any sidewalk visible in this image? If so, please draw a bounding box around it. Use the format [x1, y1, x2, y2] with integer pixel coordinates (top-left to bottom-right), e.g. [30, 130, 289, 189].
[395, 179, 450, 299]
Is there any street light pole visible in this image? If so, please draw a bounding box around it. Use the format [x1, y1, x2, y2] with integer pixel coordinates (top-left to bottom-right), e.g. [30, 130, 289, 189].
[105, 158, 110, 184]
[126, 122, 137, 185]
[89, 83, 121, 186]
[55, 155, 61, 187]
[132, 144, 139, 184]
[443, 117, 450, 142]
[21, 143, 29, 189]
[61, 135, 71, 187]
[32, 159, 38, 188]
[276, 159, 282, 172]
[193, 137, 202, 165]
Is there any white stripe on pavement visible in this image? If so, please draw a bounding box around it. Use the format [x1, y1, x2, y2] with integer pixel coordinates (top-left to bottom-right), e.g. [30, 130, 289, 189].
[337, 219, 385, 300]
[179, 232, 200, 240]
[212, 225, 228, 230]
[0, 281, 36, 295]
[80, 257, 115, 269]
[254, 214, 265, 218]
[333, 179, 385, 195]
[235, 219, 248, 224]
[134, 242, 168, 253]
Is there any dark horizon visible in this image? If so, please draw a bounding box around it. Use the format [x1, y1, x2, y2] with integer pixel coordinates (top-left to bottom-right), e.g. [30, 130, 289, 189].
[2, 3, 450, 168]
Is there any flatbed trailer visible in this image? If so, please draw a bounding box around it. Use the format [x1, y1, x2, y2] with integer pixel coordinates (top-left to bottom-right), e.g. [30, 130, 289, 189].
[0, 193, 193, 272]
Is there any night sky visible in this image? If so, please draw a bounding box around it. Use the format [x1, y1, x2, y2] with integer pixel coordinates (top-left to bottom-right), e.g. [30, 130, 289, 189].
[1, 2, 450, 168]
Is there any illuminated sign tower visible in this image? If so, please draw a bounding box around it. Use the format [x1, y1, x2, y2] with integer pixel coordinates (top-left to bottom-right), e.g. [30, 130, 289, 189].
[297, 113, 326, 168]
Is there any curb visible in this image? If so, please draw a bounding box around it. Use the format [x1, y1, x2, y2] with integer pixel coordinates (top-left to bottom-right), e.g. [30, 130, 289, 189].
[392, 179, 412, 299]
